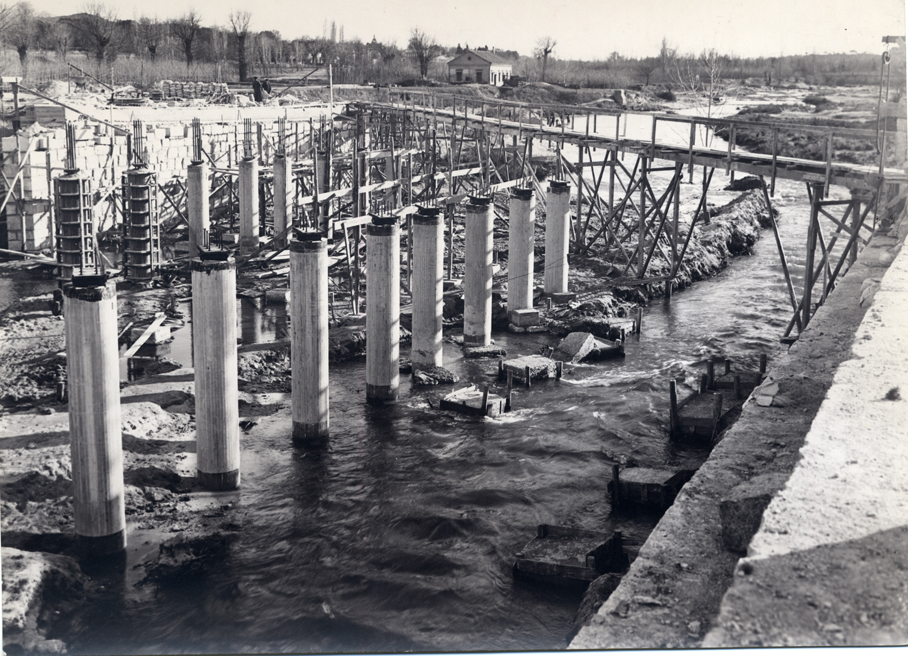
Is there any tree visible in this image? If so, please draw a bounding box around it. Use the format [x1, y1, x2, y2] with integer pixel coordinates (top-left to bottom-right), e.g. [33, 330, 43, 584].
[229, 10, 250, 82]
[534, 36, 555, 82]
[40, 19, 72, 60]
[408, 28, 439, 79]
[5, 2, 38, 77]
[636, 58, 658, 86]
[67, 3, 122, 71]
[171, 9, 200, 67]
[137, 16, 163, 60]
[0, 2, 17, 41]
[659, 37, 675, 79]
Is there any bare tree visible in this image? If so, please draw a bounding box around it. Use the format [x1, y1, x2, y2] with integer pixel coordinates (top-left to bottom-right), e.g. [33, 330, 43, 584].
[41, 18, 72, 61]
[408, 28, 439, 79]
[659, 36, 676, 80]
[534, 36, 556, 82]
[636, 58, 658, 86]
[699, 48, 725, 119]
[137, 16, 163, 60]
[67, 3, 121, 71]
[0, 1, 19, 49]
[171, 9, 200, 67]
[229, 10, 251, 82]
[5, 1, 38, 77]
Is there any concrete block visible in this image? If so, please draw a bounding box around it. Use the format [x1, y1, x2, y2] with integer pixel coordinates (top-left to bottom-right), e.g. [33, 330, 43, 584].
[719, 473, 789, 553]
[553, 331, 597, 363]
[509, 308, 540, 327]
[502, 354, 557, 381]
[549, 291, 577, 304]
[463, 345, 507, 359]
[130, 324, 171, 345]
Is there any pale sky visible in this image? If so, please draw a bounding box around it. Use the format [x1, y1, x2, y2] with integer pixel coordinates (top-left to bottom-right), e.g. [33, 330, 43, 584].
[25, 0, 908, 60]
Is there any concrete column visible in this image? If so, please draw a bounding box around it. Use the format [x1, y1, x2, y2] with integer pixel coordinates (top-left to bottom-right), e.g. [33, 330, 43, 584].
[544, 180, 571, 294]
[191, 255, 240, 490]
[463, 196, 494, 346]
[507, 187, 536, 313]
[239, 157, 259, 255]
[187, 161, 209, 257]
[365, 216, 400, 404]
[65, 277, 125, 555]
[411, 206, 444, 368]
[290, 233, 329, 442]
[273, 153, 292, 248]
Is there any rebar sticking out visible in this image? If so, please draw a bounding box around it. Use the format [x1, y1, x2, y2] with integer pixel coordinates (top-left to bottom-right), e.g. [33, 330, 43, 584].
[191, 118, 203, 164]
[132, 120, 146, 168]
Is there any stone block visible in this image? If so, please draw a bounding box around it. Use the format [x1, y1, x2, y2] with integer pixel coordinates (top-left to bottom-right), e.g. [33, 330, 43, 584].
[553, 331, 597, 363]
[509, 308, 540, 327]
[412, 365, 458, 386]
[265, 289, 290, 304]
[719, 473, 789, 553]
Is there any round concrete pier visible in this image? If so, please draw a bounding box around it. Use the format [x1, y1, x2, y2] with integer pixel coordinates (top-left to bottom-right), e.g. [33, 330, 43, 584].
[187, 161, 209, 257]
[507, 187, 536, 313]
[544, 180, 571, 294]
[463, 196, 494, 346]
[273, 154, 292, 248]
[290, 233, 329, 442]
[65, 278, 126, 555]
[411, 206, 444, 367]
[239, 157, 259, 255]
[365, 216, 400, 404]
[191, 255, 240, 490]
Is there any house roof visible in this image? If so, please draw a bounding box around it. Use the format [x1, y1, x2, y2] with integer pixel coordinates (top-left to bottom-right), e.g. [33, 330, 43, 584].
[448, 49, 513, 68]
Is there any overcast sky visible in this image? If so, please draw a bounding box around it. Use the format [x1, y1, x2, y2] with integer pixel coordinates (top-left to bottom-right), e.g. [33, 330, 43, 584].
[26, 0, 908, 60]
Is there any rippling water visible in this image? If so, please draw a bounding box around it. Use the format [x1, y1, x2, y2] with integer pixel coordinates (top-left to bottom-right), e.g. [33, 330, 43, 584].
[52, 170, 851, 654]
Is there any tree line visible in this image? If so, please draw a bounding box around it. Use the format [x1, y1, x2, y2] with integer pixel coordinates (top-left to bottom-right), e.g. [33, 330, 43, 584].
[0, 3, 899, 91]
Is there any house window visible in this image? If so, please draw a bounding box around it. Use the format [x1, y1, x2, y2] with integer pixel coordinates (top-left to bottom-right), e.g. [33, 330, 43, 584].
[456, 69, 462, 82]
[476, 69, 483, 83]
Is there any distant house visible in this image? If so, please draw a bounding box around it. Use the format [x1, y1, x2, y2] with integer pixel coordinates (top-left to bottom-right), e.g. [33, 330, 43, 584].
[447, 50, 512, 86]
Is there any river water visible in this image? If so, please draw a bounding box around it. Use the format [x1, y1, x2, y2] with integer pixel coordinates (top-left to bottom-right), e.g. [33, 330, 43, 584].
[0, 108, 852, 653]
[51, 164, 854, 655]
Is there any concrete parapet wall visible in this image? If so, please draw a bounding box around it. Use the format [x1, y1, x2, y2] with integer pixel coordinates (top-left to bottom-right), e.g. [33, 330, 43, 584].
[703, 226, 908, 647]
[569, 213, 908, 649]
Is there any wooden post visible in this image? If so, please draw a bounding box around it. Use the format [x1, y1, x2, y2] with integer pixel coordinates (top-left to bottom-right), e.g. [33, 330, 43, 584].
[556, 361, 563, 380]
[699, 373, 708, 394]
[65, 278, 126, 555]
[638, 156, 647, 277]
[733, 374, 742, 400]
[759, 353, 767, 375]
[481, 386, 489, 414]
[611, 463, 621, 508]
[669, 379, 678, 438]
[724, 358, 731, 375]
[707, 360, 715, 389]
[525, 365, 532, 388]
[636, 307, 643, 334]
